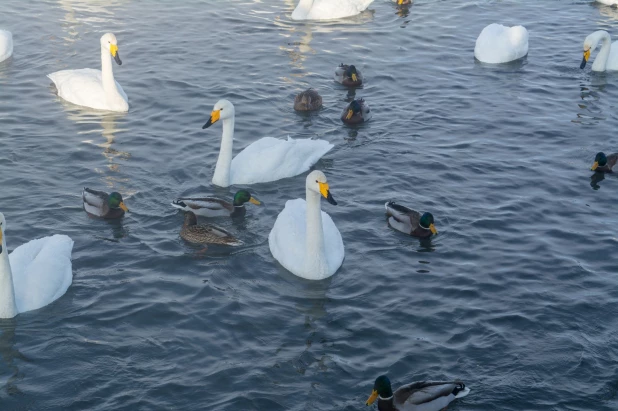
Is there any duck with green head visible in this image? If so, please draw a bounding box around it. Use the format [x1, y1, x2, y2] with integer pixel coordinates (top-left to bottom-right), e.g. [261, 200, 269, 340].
[341, 98, 372, 125]
[82, 187, 128, 219]
[171, 190, 261, 218]
[335, 63, 363, 87]
[385, 201, 437, 238]
[367, 375, 470, 411]
[591, 151, 617, 173]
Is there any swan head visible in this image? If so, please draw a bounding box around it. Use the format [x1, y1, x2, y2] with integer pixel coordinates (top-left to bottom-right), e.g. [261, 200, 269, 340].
[306, 170, 337, 205]
[0, 212, 5, 253]
[419, 212, 438, 235]
[100, 33, 122, 66]
[233, 190, 261, 207]
[581, 31, 609, 69]
[591, 152, 607, 171]
[202, 99, 235, 129]
[109, 192, 129, 212]
[367, 375, 393, 406]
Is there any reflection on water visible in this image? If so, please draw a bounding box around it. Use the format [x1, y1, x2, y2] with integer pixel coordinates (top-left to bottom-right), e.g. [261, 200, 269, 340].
[0, 319, 25, 397]
[590, 172, 606, 190]
[57, 0, 127, 43]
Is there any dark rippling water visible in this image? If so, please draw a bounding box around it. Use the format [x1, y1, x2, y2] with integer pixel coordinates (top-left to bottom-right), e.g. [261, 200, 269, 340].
[1, 0, 618, 409]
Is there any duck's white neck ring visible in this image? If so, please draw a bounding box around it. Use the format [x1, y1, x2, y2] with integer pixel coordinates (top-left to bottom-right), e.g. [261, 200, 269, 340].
[379, 395, 393, 401]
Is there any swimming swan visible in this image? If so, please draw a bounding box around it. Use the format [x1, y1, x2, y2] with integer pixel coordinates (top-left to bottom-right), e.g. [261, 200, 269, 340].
[48, 33, 128, 112]
[291, 0, 374, 21]
[268, 171, 344, 280]
[0, 212, 74, 318]
[580, 30, 618, 72]
[202, 99, 333, 187]
[0, 30, 13, 63]
[474, 23, 529, 64]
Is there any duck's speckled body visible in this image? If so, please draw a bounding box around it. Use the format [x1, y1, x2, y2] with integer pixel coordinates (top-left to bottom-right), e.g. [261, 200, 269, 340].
[385, 201, 437, 238]
[294, 89, 323, 111]
[180, 212, 242, 246]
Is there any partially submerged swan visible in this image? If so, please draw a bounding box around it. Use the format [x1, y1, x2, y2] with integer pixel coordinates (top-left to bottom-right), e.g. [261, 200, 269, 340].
[474, 23, 529, 64]
[48, 33, 128, 112]
[202, 99, 333, 187]
[0, 30, 13, 63]
[291, 0, 374, 20]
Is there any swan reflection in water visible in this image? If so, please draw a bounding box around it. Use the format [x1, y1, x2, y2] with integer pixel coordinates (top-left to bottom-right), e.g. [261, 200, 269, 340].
[0, 319, 26, 396]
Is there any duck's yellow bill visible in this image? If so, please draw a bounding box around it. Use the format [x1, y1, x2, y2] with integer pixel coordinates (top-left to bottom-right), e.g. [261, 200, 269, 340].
[119, 202, 129, 212]
[430, 223, 437, 235]
[110, 44, 118, 57]
[352, 73, 358, 82]
[249, 197, 261, 205]
[346, 109, 354, 120]
[366, 390, 378, 406]
[397, 0, 404, 4]
[591, 161, 599, 171]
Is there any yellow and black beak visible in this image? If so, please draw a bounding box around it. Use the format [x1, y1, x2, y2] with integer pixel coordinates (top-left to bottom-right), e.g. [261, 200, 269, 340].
[580, 49, 590, 69]
[0, 230, 3, 254]
[591, 161, 599, 171]
[119, 201, 129, 212]
[110, 44, 122, 65]
[366, 389, 378, 406]
[351, 73, 358, 82]
[249, 197, 261, 206]
[345, 109, 354, 120]
[203, 109, 221, 129]
[430, 223, 438, 235]
[318, 182, 337, 205]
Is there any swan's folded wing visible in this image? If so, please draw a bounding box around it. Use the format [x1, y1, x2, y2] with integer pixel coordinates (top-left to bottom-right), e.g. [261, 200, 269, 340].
[268, 199, 307, 274]
[48, 69, 109, 110]
[231, 137, 333, 185]
[10, 234, 73, 313]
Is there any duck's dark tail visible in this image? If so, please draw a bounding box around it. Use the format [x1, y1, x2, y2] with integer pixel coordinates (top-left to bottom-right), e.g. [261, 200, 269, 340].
[171, 200, 187, 209]
[453, 382, 470, 398]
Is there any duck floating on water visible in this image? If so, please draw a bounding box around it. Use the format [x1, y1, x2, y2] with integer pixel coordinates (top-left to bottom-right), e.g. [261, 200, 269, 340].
[82, 188, 129, 219]
[294, 89, 323, 111]
[180, 211, 243, 246]
[335, 64, 363, 87]
[591, 151, 617, 173]
[171, 190, 261, 218]
[385, 201, 437, 238]
[341, 98, 371, 125]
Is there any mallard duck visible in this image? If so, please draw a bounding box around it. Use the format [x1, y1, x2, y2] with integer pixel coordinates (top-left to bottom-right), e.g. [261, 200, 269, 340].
[180, 211, 243, 246]
[294, 89, 323, 111]
[591, 151, 617, 172]
[366, 375, 470, 411]
[335, 64, 363, 87]
[341, 98, 371, 125]
[268, 170, 344, 280]
[385, 201, 437, 238]
[82, 187, 128, 219]
[203, 99, 333, 187]
[0, 212, 73, 318]
[171, 190, 261, 218]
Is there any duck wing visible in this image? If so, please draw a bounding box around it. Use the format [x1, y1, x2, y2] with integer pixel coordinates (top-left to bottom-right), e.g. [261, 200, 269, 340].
[172, 197, 234, 216]
[183, 224, 243, 246]
[607, 153, 618, 170]
[82, 187, 109, 217]
[385, 201, 421, 234]
[394, 381, 466, 408]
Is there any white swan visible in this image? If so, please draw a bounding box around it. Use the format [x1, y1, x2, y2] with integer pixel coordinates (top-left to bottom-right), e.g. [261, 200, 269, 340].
[596, 0, 618, 5]
[474, 23, 529, 64]
[0, 212, 73, 318]
[580, 30, 618, 72]
[268, 171, 344, 280]
[202, 100, 333, 187]
[291, 0, 374, 21]
[0, 30, 13, 63]
[48, 33, 128, 112]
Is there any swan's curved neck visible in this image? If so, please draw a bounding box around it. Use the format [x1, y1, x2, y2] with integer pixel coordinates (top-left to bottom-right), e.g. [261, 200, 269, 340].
[100, 46, 122, 103]
[304, 189, 328, 279]
[592, 32, 613, 71]
[292, 0, 314, 19]
[212, 116, 235, 187]
[0, 237, 18, 318]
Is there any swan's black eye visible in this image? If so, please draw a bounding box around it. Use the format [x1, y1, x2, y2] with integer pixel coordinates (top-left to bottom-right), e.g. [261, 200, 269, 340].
[315, 180, 318, 183]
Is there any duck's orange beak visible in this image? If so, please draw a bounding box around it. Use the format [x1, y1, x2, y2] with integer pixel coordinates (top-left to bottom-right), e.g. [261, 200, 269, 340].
[366, 390, 378, 406]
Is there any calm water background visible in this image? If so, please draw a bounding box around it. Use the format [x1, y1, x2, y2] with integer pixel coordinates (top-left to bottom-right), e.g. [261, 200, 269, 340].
[0, 0, 618, 409]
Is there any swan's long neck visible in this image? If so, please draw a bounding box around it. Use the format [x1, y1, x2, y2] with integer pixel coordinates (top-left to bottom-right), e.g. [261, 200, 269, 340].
[212, 116, 235, 187]
[292, 0, 314, 19]
[0, 237, 18, 319]
[100, 46, 122, 103]
[304, 190, 329, 279]
[592, 32, 613, 71]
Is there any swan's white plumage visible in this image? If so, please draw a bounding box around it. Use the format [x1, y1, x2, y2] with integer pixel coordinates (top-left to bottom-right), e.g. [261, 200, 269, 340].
[230, 136, 333, 185]
[9, 235, 73, 314]
[206, 100, 333, 187]
[269, 199, 344, 280]
[292, 0, 374, 20]
[597, 0, 618, 5]
[47, 33, 128, 112]
[0, 30, 13, 63]
[48, 69, 128, 111]
[582, 31, 618, 72]
[474, 23, 529, 64]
